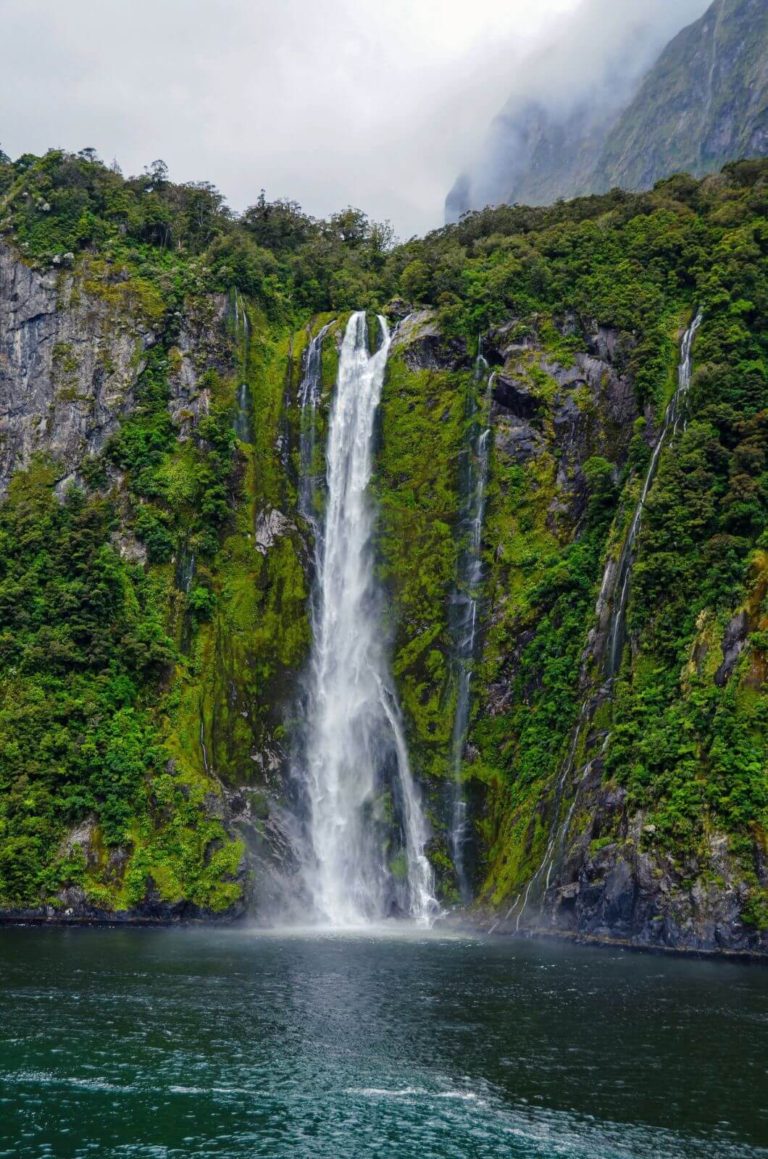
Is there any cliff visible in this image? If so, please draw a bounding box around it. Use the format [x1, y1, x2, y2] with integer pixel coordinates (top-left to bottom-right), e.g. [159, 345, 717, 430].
[447, 0, 768, 220]
[597, 0, 768, 193]
[0, 147, 766, 954]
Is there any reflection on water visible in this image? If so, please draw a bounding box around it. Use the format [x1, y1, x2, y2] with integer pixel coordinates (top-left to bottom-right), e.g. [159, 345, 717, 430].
[0, 926, 766, 1158]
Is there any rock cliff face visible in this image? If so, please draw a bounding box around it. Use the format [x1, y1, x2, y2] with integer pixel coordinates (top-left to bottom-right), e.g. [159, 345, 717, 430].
[0, 245, 149, 494]
[597, 0, 768, 194]
[447, 0, 768, 219]
[0, 244, 230, 495]
[1, 149, 766, 953]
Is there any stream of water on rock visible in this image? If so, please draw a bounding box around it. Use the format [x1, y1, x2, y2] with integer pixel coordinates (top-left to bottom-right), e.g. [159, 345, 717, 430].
[296, 312, 435, 927]
[509, 313, 705, 929]
[605, 311, 703, 676]
[449, 357, 493, 900]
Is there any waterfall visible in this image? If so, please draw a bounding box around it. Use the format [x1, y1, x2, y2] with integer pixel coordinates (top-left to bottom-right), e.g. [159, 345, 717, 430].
[605, 312, 702, 677]
[233, 291, 252, 443]
[297, 322, 332, 545]
[509, 313, 703, 928]
[175, 538, 196, 594]
[449, 358, 493, 901]
[298, 311, 436, 927]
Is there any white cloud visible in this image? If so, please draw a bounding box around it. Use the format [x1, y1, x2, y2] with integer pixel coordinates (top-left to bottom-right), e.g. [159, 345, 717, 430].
[0, 0, 705, 237]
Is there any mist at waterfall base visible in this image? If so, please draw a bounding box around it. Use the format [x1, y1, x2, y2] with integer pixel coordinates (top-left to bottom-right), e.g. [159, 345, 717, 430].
[2, 927, 766, 1159]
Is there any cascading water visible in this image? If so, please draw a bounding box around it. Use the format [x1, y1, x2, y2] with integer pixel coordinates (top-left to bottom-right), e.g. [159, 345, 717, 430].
[298, 311, 436, 927]
[509, 313, 703, 928]
[605, 312, 702, 676]
[233, 291, 252, 443]
[297, 322, 332, 544]
[449, 358, 493, 901]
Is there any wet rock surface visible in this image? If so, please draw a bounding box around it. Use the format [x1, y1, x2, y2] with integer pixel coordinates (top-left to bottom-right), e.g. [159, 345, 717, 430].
[0, 245, 151, 494]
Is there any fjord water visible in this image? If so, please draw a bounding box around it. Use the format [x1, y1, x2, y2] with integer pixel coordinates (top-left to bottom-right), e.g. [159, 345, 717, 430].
[1, 927, 766, 1159]
[298, 312, 434, 925]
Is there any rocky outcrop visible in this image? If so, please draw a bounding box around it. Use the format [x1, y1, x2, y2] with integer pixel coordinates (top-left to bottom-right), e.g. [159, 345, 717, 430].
[543, 797, 768, 955]
[488, 320, 637, 507]
[168, 293, 230, 434]
[391, 309, 467, 372]
[0, 245, 153, 493]
[0, 246, 234, 493]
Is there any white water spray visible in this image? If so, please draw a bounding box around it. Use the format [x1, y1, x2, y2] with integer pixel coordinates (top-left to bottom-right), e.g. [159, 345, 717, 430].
[300, 312, 436, 927]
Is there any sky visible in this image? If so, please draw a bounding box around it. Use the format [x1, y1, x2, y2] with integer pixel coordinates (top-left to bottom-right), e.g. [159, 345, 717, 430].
[0, 0, 703, 239]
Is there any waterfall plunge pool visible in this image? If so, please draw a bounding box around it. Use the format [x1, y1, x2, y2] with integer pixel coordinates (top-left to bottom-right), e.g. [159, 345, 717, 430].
[1, 925, 766, 1158]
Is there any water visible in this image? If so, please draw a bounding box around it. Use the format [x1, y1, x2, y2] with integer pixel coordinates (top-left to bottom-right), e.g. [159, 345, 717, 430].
[297, 321, 332, 544]
[175, 547, 196, 594]
[1, 927, 766, 1159]
[298, 312, 435, 927]
[233, 291, 251, 443]
[449, 361, 493, 900]
[605, 313, 703, 676]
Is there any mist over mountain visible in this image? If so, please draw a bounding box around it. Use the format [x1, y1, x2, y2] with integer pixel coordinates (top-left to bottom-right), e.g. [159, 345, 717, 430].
[597, 0, 768, 192]
[446, 0, 765, 219]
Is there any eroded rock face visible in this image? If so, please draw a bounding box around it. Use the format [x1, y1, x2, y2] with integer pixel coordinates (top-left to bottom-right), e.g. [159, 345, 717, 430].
[490, 320, 638, 518]
[391, 309, 467, 372]
[0, 247, 231, 494]
[0, 245, 152, 494]
[543, 821, 768, 955]
[168, 294, 229, 435]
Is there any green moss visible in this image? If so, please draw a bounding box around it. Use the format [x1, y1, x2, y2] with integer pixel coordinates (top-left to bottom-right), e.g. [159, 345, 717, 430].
[375, 351, 468, 780]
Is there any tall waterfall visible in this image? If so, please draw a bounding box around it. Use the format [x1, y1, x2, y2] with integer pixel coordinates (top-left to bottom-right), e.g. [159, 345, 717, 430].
[299, 312, 436, 927]
[605, 312, 703, 676]
[449, 361, 492, 901]
[233, 290, 251, 443]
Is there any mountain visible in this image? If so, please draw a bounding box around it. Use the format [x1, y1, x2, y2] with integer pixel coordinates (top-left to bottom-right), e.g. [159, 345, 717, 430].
[597, 0, 768, 192]
[0, 148, 767, 954]
[445, 99, 617, 221]
[447, 0, 768, 219]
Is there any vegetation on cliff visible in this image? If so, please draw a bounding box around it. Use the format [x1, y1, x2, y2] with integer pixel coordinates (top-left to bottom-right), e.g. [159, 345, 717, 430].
[0, 144, 766, 941]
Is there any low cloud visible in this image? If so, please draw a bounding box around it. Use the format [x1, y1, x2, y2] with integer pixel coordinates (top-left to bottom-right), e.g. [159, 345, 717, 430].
[0, 0, 578, 238]
[455, 0, 712, 213]
[0, 1, 711, 236]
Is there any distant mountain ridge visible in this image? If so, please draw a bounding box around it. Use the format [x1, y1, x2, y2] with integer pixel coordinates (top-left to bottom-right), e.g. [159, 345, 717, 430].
[598, 0, 768, 192]
[447, 0, 768, 219]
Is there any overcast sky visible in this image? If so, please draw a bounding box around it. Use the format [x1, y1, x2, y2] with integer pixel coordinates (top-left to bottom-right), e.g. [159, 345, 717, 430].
[1, 0, 699, 238]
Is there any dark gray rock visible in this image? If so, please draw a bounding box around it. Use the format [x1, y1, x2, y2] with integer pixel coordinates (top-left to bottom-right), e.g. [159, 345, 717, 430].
[0, 244, 152, 494]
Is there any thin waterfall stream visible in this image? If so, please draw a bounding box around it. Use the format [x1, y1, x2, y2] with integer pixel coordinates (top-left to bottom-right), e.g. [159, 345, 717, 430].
[233, 290, 252, 443]
[449, 357, 493, 900]
[297, 320, 332, 546]
[509, 313, 703, 928]
[605, 311, 703, 676]
[296, 312, 436, 927]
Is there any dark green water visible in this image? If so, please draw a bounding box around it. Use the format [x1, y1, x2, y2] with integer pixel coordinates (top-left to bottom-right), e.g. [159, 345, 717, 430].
[0, 926, 766, 1158]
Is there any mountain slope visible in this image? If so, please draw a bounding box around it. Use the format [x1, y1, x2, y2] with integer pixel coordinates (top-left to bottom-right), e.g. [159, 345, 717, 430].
[596, 0, 768, 191]
[447, 0, 768, 220]
[0, 149, 767, 953]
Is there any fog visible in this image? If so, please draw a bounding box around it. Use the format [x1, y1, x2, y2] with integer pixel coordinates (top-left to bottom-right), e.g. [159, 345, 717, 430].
[455, 0, 712, 214]
[0, 0, 710, 237]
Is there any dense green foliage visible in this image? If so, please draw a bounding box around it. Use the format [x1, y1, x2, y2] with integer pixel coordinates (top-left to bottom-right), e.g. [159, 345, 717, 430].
[0, 463, 169, 901]
[0, 144, 767, 928]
